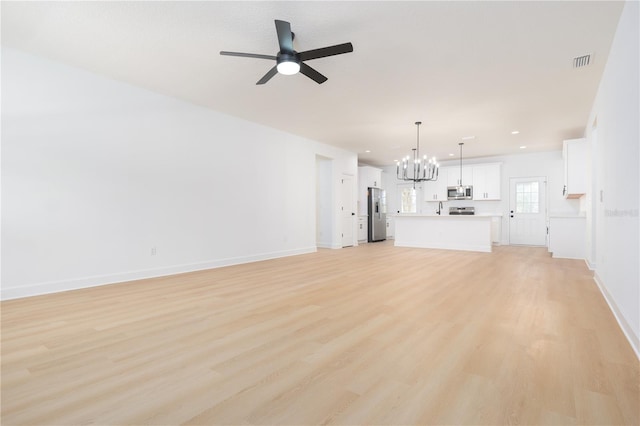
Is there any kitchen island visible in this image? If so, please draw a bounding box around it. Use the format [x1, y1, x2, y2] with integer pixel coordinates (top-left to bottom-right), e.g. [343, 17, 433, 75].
[394, 214, 496, 252]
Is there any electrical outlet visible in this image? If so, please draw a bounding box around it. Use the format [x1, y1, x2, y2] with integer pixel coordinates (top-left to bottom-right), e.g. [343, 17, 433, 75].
[151, 247, 157, 256]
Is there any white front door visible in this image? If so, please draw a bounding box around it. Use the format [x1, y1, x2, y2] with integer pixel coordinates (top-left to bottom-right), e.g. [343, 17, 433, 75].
[341, 175, 354, 247]
[509, 177, 547, 245]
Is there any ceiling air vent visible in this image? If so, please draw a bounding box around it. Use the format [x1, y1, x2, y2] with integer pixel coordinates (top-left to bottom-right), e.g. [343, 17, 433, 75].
[573, 54, 592, 68]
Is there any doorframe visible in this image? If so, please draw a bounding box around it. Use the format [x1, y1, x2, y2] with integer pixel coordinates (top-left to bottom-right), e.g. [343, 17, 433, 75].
[589, 122, 600, 270]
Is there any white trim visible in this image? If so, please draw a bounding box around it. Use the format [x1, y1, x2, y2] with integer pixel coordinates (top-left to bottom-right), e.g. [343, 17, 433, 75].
[316, 242, 333, 249]
[549, 254, 586, 260]
[585, 258, 596, 271]
[593, 272, 640, 360]
[1, 247, 317, 301]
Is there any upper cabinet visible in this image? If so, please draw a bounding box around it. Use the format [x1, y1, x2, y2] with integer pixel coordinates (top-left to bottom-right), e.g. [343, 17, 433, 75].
[358, 166, 382, 215]
[359, 166, 382, 189]
[563, 138, 588, 199]
[472, 163, 501, 200]
[423, 167, 449, 201]
[446, 166, 473, 187]
[423, 163, 502, 202]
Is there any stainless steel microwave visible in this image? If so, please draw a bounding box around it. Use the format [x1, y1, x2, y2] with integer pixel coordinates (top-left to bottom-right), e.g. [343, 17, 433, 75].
[447, 186, 473, 200]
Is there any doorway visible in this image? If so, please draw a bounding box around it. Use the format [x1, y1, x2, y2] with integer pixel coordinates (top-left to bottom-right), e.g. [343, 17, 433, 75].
[592, 126, 605, 270]
[509, 177, 547, 245]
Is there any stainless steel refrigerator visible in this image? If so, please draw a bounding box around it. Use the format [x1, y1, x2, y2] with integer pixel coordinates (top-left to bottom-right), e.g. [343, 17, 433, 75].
[368, 187, 386, 242]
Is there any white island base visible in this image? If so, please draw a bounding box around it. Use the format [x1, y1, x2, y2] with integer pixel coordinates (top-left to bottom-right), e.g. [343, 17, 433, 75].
[394, 214, 493, 252]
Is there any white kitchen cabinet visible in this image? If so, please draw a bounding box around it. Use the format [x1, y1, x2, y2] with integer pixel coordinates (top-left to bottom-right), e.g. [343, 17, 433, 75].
[359, 166, 382, 189]
[473, 163, 502, 200]
[563, 138, 588, 199]
[358, 166, 383, 215]
[491, 216, 502, 244]
[386, 216, 395, 239]
[423, 167, 449, 201]
[447, 166, 473, 187]
[548, 216, 586, 259]
[357, 216, 367, 242]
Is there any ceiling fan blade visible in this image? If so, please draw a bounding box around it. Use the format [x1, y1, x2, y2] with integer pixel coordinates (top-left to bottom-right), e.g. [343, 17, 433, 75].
[300, 62, 328, 84]
[298, 43, 353, 61]
[220, 51, 277, 60]
[256, 66, 278, 85]
[275, 20, 294, 52]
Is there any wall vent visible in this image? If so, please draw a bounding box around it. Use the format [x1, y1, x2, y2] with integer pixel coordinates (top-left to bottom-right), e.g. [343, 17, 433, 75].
[573, 54, 592, 68]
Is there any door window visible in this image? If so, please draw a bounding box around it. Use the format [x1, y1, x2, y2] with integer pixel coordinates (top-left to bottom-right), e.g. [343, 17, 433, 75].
[400, 187, 417, 213]
[515, 181, 539, 213]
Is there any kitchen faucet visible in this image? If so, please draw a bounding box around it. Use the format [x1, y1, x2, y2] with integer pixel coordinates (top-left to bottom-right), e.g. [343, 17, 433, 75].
[436, 201, 443, 215]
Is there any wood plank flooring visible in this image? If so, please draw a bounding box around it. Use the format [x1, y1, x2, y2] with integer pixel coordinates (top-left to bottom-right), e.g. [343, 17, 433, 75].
[2, 243, 639, 425]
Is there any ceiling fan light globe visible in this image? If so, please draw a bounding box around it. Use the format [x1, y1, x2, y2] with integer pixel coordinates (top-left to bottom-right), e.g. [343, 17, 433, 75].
[277, 61, 300, 75]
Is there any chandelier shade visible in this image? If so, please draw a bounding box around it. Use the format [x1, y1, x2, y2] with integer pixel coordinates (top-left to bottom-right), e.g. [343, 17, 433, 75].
[396, 121, 439, 183]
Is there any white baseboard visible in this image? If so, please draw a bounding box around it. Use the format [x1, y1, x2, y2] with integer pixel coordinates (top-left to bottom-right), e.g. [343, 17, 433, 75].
[316, 242, 333, 249]
[1, 247, 317, 301]
[593, 272, 640, 360]
[551, 253, 586, 261]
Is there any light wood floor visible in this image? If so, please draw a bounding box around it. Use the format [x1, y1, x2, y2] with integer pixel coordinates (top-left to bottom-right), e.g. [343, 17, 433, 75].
[2, 243, 638, 425]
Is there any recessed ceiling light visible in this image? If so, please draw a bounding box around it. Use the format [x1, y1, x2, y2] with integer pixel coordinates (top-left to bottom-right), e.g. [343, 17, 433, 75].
[449, 153, 455, 157]
[461, 136, 475, 141]
[511, 130, 520, 135]
[365, 150, 371, 153]
[520, 145, 527, 149]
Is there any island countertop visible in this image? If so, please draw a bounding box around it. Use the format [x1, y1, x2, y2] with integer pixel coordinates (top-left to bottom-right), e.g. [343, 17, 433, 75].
[393, 214, 493, 252]
[392, 213, 502, 217]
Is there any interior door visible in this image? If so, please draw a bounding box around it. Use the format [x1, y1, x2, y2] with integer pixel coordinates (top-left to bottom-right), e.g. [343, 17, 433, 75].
[341, 175, 354, 247]
[509, 177, 547, 245]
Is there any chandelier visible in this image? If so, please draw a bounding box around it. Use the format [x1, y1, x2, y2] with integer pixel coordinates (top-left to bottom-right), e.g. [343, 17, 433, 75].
[397, 121, 439, 183]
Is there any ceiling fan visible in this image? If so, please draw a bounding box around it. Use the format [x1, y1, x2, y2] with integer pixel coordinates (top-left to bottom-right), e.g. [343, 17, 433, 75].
[220, 19, 353, 85]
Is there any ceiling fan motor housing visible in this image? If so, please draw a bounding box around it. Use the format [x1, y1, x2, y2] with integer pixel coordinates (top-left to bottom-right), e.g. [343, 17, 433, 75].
[276, 52, 301, 74]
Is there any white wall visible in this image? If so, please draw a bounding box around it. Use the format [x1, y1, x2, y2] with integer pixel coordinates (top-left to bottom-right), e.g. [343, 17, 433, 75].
[1, 48, 357, 299]
[584, 0, 639, 355]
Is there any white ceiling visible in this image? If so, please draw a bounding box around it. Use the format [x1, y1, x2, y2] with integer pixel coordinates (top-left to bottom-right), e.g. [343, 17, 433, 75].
[1, 1, 624, 167]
